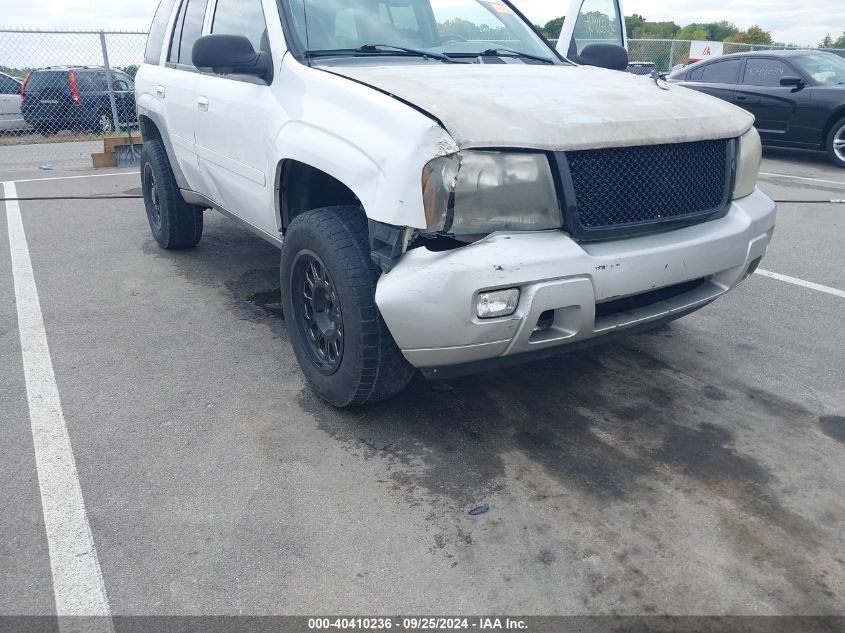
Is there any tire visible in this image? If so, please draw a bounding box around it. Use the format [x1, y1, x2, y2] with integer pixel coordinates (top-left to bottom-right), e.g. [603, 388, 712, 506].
[140, 139, 204, 249]
[280, 206, 415, 407]
[98, 112, 114, 135]
[827, 117, 845, 168]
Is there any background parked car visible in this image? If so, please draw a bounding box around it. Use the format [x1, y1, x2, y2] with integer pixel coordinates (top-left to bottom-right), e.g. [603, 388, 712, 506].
[0, 71, 30, 132]
[20, 66, 137, 136]
[669, 50, 845, 167]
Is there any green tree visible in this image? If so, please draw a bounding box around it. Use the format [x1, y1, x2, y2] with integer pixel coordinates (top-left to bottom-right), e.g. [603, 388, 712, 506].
[636, 21, 680, 39]
[625, 14, 646, 38]
[708, 21, 740, 41]
[820, 34, 834, 48]
[728, 25, 773, 45]
[542, 17, 565, 40]
[833, 32, 845, 48]
[676, 24, 710, 41]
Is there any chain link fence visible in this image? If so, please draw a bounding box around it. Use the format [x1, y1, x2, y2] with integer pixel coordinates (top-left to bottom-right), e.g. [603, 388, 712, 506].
[0, 29, 147, 170]
[1, 28, 844, 170]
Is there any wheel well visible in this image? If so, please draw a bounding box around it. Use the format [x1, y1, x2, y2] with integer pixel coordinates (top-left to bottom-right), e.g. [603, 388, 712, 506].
[823, 108, 845, 149]
[138, 115, 163, 142]
[277, 160, 360, 232]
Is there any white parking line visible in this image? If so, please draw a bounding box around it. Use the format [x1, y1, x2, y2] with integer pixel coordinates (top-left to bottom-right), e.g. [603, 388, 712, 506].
[756, 269, 845, 299]
[3, 181, 114, 631]
[13, 171, 137, 184]
[760, 172, 845, 187]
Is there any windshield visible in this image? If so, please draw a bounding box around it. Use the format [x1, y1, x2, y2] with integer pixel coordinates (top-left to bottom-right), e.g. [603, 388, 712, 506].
[285, 0, 555, 62]
[793, 54, 845, 85]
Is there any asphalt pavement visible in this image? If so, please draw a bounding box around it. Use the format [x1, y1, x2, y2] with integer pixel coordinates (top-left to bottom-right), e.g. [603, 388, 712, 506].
[1, 147, 843, 619]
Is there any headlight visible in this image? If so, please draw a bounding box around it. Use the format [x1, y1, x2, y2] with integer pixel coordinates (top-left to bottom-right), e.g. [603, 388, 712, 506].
[734, 127, 762, 199]
[422, 151, 562, 236]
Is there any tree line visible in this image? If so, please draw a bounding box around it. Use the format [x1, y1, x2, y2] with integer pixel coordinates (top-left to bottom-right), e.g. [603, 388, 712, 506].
[537, 15, 845, 49]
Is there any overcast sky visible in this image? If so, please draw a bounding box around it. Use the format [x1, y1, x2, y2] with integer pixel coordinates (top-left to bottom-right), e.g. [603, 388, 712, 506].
[0, 0, 842, 47]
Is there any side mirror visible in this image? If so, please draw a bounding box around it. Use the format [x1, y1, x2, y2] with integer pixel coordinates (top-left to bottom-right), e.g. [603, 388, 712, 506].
[193, 34, 271, 81]
[576, 43, 629, 72]
[780, 76, 805, 88]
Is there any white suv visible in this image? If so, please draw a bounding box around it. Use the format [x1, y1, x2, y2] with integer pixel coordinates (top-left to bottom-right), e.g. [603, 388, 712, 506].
[136, 0, 776, 407]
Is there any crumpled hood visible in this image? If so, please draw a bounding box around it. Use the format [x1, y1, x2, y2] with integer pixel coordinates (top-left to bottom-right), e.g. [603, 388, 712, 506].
[323, 63, 754, 151]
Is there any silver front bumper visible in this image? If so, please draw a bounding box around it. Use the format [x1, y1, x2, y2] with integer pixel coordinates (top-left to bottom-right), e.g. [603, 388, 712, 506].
[376, 188, 777, 371]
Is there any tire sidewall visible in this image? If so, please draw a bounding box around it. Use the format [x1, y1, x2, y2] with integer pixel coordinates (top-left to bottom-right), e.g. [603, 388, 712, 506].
[828, 118, 845, 168]
[140, 142, 173, 245]
[280, 216, 373, 407]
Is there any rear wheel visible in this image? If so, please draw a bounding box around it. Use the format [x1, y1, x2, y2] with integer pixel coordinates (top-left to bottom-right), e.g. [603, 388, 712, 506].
[139, 139, 203, 249]
[827, 117, 845, 168]
[98, 112, 115, 135]
[280, 207, 415, 407]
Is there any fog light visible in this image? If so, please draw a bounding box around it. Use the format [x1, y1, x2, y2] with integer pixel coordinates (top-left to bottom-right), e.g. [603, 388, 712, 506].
[477, 289, 520, 319]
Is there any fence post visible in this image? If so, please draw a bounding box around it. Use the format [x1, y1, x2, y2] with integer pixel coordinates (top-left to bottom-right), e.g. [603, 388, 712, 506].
[99, 31, 121, 134]
[668, 40, 676, 72]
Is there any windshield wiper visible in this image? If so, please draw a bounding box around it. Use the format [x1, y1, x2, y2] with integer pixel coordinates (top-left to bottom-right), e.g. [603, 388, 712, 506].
[306, 44, 462, 63]
[477, 48, 554, 64]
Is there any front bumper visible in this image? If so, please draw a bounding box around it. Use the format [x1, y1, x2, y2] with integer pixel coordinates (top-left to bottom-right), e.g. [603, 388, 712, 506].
[376, 188, 776, 376]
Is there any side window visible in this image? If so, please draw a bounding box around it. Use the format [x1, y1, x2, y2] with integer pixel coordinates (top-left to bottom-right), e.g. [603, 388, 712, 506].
[114, 72, 135, 90]
[169, 0, 210, 66]
[168, 0, 187, 63]
[145, 0, 179, 64]
[700, 59, 742, 84]
[686, 66, 705, 81]
[743, 58, 792, 87]
[212, 0, 269, 53]
[0, 75, 21, 95]
[571, 0, 624, 55]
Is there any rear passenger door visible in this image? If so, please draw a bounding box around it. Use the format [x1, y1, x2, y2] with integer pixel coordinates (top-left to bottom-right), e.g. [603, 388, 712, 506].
[735, 57, 813, 146]
[682, 58, 743, 104]
[159, 0, 210, 190]
[193, 0, 279, 235]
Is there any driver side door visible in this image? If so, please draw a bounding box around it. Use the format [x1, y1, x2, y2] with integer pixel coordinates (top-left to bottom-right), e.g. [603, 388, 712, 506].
[556, 0, 627, 60]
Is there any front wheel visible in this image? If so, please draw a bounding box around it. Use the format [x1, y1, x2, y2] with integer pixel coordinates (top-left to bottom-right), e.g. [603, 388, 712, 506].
[827, 117, 845, 168]
[280, 207, 415, 407]
[139, 139, 203, 249]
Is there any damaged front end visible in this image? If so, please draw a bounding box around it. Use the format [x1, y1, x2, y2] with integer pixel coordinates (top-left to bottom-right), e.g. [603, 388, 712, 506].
[371, 150, 564, 272]
[420, 151, 562, 239]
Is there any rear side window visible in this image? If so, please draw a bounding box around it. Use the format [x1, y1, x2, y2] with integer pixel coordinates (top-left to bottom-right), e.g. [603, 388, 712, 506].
[75, 72, 106, 92]
[169, 0, 210, 66]
[212, 0, 269, 53]
[0, 74, 21, 95]
[699, 59, 742, 84]
[145, 0, 179, 64]
[25, 71, 69, 92]
[743, 58, 792, 87]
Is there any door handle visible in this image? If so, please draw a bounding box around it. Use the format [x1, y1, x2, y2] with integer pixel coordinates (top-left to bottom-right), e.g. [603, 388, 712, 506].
[736, 95, 748, 101]
[197, 96, 209, 111]
[156, 85, 165, 99]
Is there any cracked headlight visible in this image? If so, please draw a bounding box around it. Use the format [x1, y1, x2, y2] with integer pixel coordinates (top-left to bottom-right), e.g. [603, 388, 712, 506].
[734, 127, 762, 200]
[422, 151, 562, 236]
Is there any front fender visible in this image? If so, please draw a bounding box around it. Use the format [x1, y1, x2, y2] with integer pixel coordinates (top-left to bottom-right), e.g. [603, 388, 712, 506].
[274, 58, 459, 229]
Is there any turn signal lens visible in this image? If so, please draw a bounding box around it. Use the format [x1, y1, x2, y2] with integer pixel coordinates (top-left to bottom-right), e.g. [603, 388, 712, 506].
[734, 127, 762, 199]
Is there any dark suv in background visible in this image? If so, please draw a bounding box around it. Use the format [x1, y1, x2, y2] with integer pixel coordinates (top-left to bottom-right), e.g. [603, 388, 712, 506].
[21, 66, 137, 136]
[669, 51, 845, 167]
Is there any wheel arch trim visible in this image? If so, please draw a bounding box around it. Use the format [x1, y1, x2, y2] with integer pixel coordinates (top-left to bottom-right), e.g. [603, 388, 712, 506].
[137, 94, 190, 191]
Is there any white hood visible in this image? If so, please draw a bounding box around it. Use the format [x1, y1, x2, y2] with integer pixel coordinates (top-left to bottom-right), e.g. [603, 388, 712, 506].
[323, 63, 754, 152]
